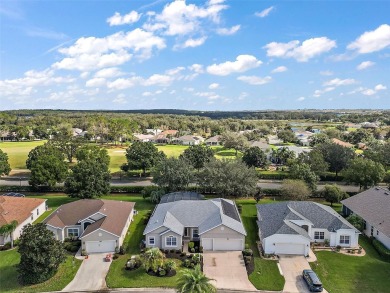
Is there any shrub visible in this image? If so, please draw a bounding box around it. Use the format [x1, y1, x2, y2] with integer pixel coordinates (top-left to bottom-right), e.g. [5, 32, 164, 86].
[199, 246, 203, 253]
[244, 256, 252, 264]
[183, 259, 191, 268]
[192, 253, 201, 265]
[164, 259, 177, 271]
[170, 249, 175, 253]
[141, 186, 161, 198]
[372, 239, 390, 262]
[113, 253, 120, 260]
[125, 259, 137, 270]
[188, 242, 195, 249]
[159, 269, 166, 276]
[119, 244, 127, 255]
[237, 204, 242, 213]
[190, 248, 195, 253]
[180, 252, 187, 257]
[336, 245, 341, 252]
[175, 249, 181, 254]
[243, 249, 253, 256]
[245, 244, 249, 250]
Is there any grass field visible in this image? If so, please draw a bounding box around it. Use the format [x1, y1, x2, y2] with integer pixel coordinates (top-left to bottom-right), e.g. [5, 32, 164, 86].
[0, 141, 45, 170]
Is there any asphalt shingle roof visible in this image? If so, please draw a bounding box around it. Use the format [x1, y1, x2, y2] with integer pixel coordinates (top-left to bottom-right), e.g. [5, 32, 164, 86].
[144, 197, 246, 236]
[341, 187, 390, 236]
[160, 192, 203, 203]
[257, 201, 357, 240]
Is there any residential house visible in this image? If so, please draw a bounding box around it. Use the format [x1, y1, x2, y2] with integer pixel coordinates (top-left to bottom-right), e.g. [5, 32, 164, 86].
[361, 122, 379, 129]
[152, 134, 169, 144]
[251, 141, 271, 152]
[294, 131, 314, 146]
[205, 135, 222, 146]
[268, 135, 282, 145]
[176, 135, 204, 145]
[44, 199, 135, 253]
[257, 201, 359, 255]
[0, 196, 47, 245]
[146, 129, 162, 135]
[133, 134, 155, 142]
[332, 138, 354, 148]
[341, 187, 390, 249]
[160, 130, 179, 137]
[275, 145, 311, 157]
[144, 193, 246, 251]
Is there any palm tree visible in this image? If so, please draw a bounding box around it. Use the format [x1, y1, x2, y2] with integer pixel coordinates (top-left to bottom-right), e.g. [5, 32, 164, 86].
[142, 247, 165, 273]
[0, 220, 18, 248]
[177, 265, 216, 293]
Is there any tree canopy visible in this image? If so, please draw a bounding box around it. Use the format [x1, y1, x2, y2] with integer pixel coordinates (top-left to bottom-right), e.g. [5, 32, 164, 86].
[180, 145, 214, 170]
[220, 132, 249, 155]
[281, 179, 311, 201]
[288, 162, 319, 191]
[242, 147, 269, 169]
[0, 149, 11, 176]
[322, 184, 345, 206]
[343, 157, 385, 190]
[18, 223, 66, 285]
[277, 130, 296, 143]
[315, 142, 355, 176]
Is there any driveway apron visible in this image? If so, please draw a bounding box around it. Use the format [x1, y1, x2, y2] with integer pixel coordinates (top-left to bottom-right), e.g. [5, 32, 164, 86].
[203, 251, 257, 291]
[63, 253, 112, 292]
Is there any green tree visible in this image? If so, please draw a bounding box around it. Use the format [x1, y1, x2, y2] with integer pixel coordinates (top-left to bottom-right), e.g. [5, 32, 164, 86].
[289, 162, 319, 191]
[347, 214, 364, 232]
[221, 132, 249, 155]
[197, 159, 257, 198]
[0, 149, 11, 176]
[124, 142, 166, 176]
[343, 158, 385, 190]
[309, 133, 330, 147]
[142, 247, 165, 273]
[152, 157, 195, 192]
[277, 130, 296, 143]
[26, 144, 68, 188]
[18, 223, 66, 285]
[242, 147, 269, 169]
[65, 145, 111, 198]
[281, 179, 311, 201]
[345, 129, 373, 145]
[0, 220, 18, 248]
[297, 151, 329, 175]
[315, 142, 355, 177]
[180, 145, 214, 170]
[177, 265, 216, 293]
[322, 184, 345, 206]
[364, 142, 390, 169]
[49, 135, 85, 163]
[271, 147, 295, 165]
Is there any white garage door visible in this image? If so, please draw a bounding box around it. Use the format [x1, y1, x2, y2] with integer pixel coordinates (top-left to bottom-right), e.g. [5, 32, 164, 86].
[275, 243, 306, 255]
[85, 240, 116, 253]
[213, 238, 243, 251]
[202, 239, 213, 250]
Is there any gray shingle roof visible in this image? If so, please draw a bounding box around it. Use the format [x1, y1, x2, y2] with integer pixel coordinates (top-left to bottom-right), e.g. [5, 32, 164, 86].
[160, 192, 204, 203]
[341, 187, 390, 236]
[144, 197, 246, 236]
[256, 201, 357, 240]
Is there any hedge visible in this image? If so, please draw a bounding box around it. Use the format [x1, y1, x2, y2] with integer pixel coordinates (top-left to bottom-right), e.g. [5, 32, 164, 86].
[372, 239, 390, 262]
[257, 172, 290, 180]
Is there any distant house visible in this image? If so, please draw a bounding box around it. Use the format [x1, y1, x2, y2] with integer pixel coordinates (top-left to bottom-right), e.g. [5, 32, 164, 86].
[294, 131, 314, 146]
[0, 196, 47, 245]
[44, 199, 135, 253]
[133, 134, 155, 142]
[341, 187, 390, 249]
[144, 194, 246, 251]
[275, 145, 311, 157]
[268, 135, 282, 145]
[146, 129, 162, 135]
[161, 130, 179, 137]
[361, 122, 379, 129]
[205, 135, 222, 146]
[250, 141, 271, 153]
[152, 134, 169, 144]
[176, 135, 204, 145]
[332, 138, 354, 148]
[257, 201, 359, 255]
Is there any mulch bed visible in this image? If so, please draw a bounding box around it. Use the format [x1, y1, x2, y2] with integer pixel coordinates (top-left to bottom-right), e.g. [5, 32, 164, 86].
[245, 257, 255, 275]
[147, 269, 177, 277]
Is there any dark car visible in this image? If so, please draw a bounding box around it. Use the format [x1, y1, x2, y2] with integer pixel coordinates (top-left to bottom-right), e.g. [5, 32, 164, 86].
[302, 269, 323, 292]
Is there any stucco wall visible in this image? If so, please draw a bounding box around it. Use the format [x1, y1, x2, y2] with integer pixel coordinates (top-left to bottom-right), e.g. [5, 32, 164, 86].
[201, 225, 245, 240]
[81, 229, 119, 250]
[262, 234, 310, 255]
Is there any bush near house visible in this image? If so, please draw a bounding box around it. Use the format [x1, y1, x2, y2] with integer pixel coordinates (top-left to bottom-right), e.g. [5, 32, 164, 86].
[372, 239, 390, 262]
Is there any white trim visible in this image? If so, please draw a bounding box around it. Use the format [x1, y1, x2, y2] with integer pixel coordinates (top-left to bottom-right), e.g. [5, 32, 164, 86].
[67, 227, 80, 237]
[199, 223, 246, 236]
[80, 228, 119, 239]
[148, 236, 155, 246]
[143, 224, 165, 235]
[192, 228, 199, 238]
[165, 235, 178, 247]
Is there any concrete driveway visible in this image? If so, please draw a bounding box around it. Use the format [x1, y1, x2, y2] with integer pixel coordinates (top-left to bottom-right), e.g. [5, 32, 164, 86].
[63, 253, 112, 292]
[203, 251, 256, 291]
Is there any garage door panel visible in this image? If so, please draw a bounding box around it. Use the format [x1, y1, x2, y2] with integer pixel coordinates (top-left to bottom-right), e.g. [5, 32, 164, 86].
[275, 243, 305, 255]
[85, 241, 116, 253]
[213, 238, 243, 251]
[202, 239, 213, 250]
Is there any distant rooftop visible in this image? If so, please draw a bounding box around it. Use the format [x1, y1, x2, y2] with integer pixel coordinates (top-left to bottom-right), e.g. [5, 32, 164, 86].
[160, 192, 204, 203]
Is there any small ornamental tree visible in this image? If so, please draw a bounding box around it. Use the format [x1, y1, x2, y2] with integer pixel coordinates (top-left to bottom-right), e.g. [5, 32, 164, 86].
[322, 184, 345, 206]
[0, 220, 18, 248]
[343, 158, 385, 190]
[347, 214, 365, 232]
[242, 147, 269, 169]
[18, 223, 66, 285]
[0, 149, 11, 176]
[281, 179, 311, 201]
[289, 162, 319, 191]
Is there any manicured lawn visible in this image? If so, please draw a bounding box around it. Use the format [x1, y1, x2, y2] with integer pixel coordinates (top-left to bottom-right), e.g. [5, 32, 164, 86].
[0, 249, 82, 293]
[157, 144, 188, 157]
[106, 147, 127, 172]
[311, 237, 390, 293]
[236, 198, 285, 291]
[211, 146, 242, 159]
[0, 141, 45, 170]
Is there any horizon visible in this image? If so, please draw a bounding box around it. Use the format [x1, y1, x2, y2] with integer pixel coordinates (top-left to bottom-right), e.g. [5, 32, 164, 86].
[1, 0, 389, 110]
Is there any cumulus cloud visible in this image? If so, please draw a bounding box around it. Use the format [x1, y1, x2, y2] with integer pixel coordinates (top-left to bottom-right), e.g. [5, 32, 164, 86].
[313, 87, 335, 97]
[189, 64, 204, 73]
[237, 75, 272, 85]
[207, 55, 262, 76]
[320, 70, 333, 76]
[358, 84, 386, 96]
[323, 78, 357, 87]
[357, 61, 375, 70]
[216, 25, 240, 35]
[113, 94, 128, 104]
[255, 6, 274, 18]
[107, 11, 141, 26]
[143, 74, 173, 86]
[86, 77, 106, 87]
[178, 36, 207, 49]
[271, 66, 287, 73]
[94, 67, 124, 78]
[297, 96, 305, 101]
[264, 37, 336, 62]
[209, 83, 219, 89]
[348, 24, 390, 54]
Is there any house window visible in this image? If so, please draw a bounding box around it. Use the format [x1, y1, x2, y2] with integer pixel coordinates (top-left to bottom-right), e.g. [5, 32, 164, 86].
[371, 226, 374, 236]
[192, 229, 199, 238]
[377, 230, 379, 236]
[314, 231, 325, 240]
[31, 214, 33, 220]
[68, 228, 79, 237]
[166, 236, 177, 247]
[37, 209, 39, 216]
[148, 237, 155, 246]
[340, 235, 350, 244]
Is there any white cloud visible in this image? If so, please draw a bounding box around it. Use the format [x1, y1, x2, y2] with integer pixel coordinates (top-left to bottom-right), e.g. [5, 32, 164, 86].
[264, 37, 336, 62]
[113, 94, 128, 104]
[237, 75, 272, 85]
[107, 11, 141, 26]
[85, 77, 106, 87]
[313, 87, 335, 97]
[375, 84, 386, 91]
[297, 96, 305, 101]
[349, 84, 386, 96]
[255, 6, 274, 18]
[166, 66, 185, 75]
[361, 89, 376, 96]
[238, 92, 248, 100]
[216, 25, 240, 35]
[320, 70, 333, 76]
[207, 55, 262, 76]
[189, 64, 204, 73]
[323, 78, 357, 87]
[107, 77, 141, 90]
[94, 67, 124, 78]
[209, 83, 219, 89]
[180, 36, 207, 49]
[271, 66, 287, 73]
[348, 24, 390, 54]
[143, 74, 173, 86]
[357, 61, 375, 70]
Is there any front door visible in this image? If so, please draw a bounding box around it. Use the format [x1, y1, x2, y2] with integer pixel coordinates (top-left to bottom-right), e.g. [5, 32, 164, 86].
[184, 228, 189, 237]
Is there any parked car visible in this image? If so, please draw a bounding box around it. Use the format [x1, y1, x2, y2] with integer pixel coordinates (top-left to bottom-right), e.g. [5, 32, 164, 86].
[302, 269, 323, 292]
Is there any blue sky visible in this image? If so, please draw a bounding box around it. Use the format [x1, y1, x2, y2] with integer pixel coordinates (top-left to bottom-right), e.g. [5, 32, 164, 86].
[1, 0, 389, 110]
